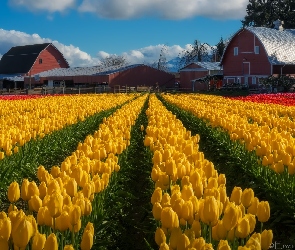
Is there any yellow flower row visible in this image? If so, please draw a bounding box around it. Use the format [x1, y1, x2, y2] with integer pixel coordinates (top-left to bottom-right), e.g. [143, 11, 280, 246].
[145, 94, 272, 250]
[0, 94, 139, 159]
[162, 93, 295, 175]
[2, 94, 147, 250]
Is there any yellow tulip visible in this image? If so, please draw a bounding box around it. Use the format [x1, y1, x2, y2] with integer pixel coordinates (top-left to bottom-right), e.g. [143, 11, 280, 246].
[32, 232, 46, 250]
[247, 197, 259, 215]
[50, 166, 61, 178]
[261, 229, 273, 250]
[69, 205, 81, 226]
[21, 179, 30, 201]
[257, 201, 270, 223]
[81, 230, 93, 250]
[181, 185, 194, 201]
[152, 202, 162, 221]
[44, 233, 58, 250]
[151, 187, 162, 205]
[0, 216, 11, 241]
[244, 213, 256, 233]
[84, 198, 92, 216]
[47, 191, 63, 218]
[12, 216, 33, 248]
[246, 232, 261, 249]
[191, 237, 206, 249]
[39, 181, 47, 200]
[176, 233, 190, 250]
[230, 186, 242, 205]
[47, 179, 61, 195]
[155, 227, 166, 246]
[161, 207, 178, 229]
[241, 188, 254, 208]
[235, 217, 250, 239]
[28, 181, 40, 198]
[202, 196, 219, 226]
[217, 240, 231, 250]
[55, 211, 70, 232]
[7, 181, 20, 203]
[37, 206, 46, 226]
[26, 215, 37, 236]
[222, 202, 239, 231]
[28, 195, 42, 212]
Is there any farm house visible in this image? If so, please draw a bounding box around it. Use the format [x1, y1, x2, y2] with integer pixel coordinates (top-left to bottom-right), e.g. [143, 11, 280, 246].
[179, 62, 223, 91]
[221, 20, 295, 88]
[24, 64, 176, 91]
[0, 43, 69, 89]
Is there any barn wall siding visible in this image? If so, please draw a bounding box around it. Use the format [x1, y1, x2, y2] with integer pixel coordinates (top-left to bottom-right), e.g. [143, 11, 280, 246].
[30, 45, 69, 75]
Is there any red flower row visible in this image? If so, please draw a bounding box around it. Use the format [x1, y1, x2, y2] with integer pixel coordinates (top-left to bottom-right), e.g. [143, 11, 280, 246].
[228, 93, 295, 106]
[0, 94, 66, 100]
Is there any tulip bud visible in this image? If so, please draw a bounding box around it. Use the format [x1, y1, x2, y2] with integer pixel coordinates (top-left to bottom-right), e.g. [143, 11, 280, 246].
[47, 192, 63, 218]
[152, 202, 162, 221]
[222, 202, 239, 231]
[28, 195, 42, 212]
[50, 166, 61, 178]
[47, 179, 61, 195]
[241, 188, 254, 208]
[32, 232, 46, 250]
[155, 227, 166, 246]
[230, 186, 242, 205]
[7, 181, 20, 203]
[55, 211, 70, 232]
[261, 229, 273, 250]
[191, 237, 206, 249]
[0, 216, 11, 241]
[235, 217, 250, 239]
[12, 216, 33, 248]
[65, 178, 77, 197]
[21, 179, 30, 201]
[257, 201, 270, 223]
[176, 233, 190, 250]
[217, 240, 231, 250]
[191, 220, 201, 238]
[247, 197, 259, 215]
[28, 181, 40, 198]
[69, 205, 81, 226]
[39, 181, 47, 200]
[44, 233, 58, 250]
[151, 187, 162, 205]
[202, 196, 219, 226]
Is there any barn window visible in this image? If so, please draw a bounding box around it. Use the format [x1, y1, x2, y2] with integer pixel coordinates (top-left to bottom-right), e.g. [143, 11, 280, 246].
[39, 58, 43, 64]
[234, 47, 238, 56]
[255, 46, 260, 54]
[58, 59, 61, 64]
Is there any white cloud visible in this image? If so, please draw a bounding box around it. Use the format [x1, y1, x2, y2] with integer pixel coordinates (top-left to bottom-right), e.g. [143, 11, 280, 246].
[78, 0, 248, 20]
[9, 0, 248, 20]
[0, 28, 192, 70]
[0, 29, 99, 67]
[9, 0, 76, 13]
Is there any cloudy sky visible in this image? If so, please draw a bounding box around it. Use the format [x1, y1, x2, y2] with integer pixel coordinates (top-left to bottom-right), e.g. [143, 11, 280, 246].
[0, 0, 248, 68]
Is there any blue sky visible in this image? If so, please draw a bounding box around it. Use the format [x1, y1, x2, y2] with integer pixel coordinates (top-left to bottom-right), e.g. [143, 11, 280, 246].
[0, 0, 248, 67]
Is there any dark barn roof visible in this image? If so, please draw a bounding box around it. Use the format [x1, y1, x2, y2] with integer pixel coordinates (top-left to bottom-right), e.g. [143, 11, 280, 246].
[0, 43, 51, 74]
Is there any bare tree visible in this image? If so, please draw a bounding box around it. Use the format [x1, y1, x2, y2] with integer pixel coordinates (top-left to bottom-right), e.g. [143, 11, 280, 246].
[177, 40, 211, 71]
[99, 55, 128, 69]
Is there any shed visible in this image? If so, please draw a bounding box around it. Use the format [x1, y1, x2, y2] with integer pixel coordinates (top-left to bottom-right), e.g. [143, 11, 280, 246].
[180, 62, 223, 91]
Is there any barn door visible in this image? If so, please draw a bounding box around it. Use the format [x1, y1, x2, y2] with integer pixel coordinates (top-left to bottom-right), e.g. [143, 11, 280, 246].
[243, 62, 250, 75]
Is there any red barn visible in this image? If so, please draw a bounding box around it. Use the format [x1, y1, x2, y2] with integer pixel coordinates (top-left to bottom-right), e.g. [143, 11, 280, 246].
[0, 43, 69, 89]
[221, 24, 295, 88]
[24, 64, 175, 90]
[180, 62, 223, 91]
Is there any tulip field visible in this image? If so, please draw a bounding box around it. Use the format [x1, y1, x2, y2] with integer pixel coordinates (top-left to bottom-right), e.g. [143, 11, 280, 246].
[0, 92, 295, 249]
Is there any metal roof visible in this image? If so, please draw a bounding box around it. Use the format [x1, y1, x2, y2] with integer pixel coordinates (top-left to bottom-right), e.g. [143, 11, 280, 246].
[35, 64, 144, 77]
[180, 62, 222, 71]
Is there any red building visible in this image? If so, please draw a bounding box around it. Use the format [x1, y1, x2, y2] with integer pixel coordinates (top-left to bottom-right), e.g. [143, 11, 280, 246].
[24, 64, 175, 90]
[180, 62, 223, 91]
[0, 43, 69, 88]
[221, 23, 295, 88]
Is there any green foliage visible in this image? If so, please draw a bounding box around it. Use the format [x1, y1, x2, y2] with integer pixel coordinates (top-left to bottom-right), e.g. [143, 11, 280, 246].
[259, 75, 295, 92]
[242, 0, 295, 28]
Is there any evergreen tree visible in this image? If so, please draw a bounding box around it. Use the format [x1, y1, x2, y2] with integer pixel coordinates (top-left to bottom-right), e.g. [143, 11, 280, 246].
[242, 0, 295, 28]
